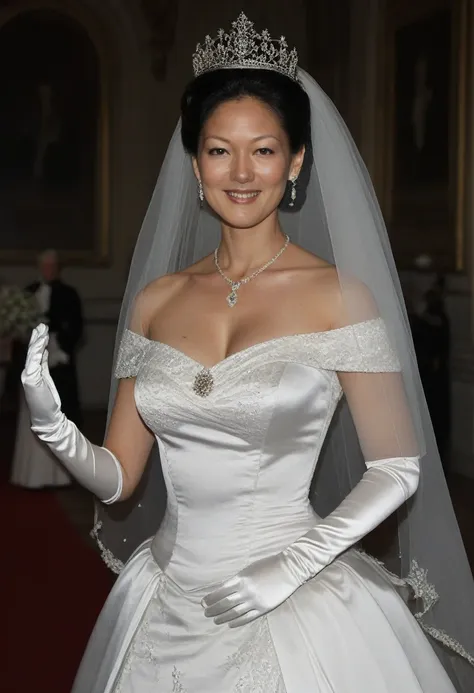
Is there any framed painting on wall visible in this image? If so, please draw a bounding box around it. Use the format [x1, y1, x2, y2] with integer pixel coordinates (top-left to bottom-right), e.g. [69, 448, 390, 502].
[0, 6, 109, 264]
[381, 0, 468, 271]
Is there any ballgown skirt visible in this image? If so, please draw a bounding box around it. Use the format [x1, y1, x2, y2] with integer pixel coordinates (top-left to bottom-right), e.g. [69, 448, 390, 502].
[73, 540, 457, 692]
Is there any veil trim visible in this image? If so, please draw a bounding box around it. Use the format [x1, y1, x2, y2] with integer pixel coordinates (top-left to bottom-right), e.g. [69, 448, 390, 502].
[91, 521, 124, 574]
[354, 551, 474, 668]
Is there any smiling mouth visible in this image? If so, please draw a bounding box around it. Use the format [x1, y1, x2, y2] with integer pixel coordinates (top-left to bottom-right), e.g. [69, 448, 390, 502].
[225, 190, 260, 204]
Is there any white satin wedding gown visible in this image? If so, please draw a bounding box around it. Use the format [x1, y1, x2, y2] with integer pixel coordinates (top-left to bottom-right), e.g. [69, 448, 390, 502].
[74, 318, 456, 692]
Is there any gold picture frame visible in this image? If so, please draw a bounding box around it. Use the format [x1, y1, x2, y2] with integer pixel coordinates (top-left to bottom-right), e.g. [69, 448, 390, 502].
[0, 2, 110, 265]
[380, 0, 468, 272]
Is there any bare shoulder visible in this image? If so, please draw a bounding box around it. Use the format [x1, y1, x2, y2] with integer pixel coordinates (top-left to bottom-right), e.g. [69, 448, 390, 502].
[139, 254, 214, 300]
[288, 243, 338, 292]
[130, 256, 214, 333]
[130, 274, 189, 333]
[314, 270, 378, 329]
[289, 246, 378, 329]
[288, 243, 332, 271]
[136, 274, 183, 309]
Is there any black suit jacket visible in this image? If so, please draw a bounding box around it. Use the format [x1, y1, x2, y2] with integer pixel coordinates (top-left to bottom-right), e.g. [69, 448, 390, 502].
[26, 279, 83, 357]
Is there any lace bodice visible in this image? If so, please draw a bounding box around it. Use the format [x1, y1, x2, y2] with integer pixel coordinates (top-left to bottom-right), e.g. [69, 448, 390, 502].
[115, 318, 399, 380]
[112, 318, 399, 592]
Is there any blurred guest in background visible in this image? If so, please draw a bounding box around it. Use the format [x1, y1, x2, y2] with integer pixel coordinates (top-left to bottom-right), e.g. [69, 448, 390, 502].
[406, 257, 451, 468]
[10, 249, 83, 488]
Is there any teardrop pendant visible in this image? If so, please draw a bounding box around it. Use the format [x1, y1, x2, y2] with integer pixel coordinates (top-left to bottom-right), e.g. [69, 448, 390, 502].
[227, 290, 238, 308]
[226, 282, 240, 308]
[214, 235, 290, 308]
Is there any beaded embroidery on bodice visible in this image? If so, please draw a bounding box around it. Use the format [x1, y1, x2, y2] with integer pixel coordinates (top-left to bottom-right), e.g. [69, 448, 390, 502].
[116, 318, 399, 380]
[116, 318, 399, 458]
[114, 318, 400, 593]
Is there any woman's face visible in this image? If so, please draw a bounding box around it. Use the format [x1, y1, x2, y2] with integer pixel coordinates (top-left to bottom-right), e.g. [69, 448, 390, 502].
[194, 97, 304, 229]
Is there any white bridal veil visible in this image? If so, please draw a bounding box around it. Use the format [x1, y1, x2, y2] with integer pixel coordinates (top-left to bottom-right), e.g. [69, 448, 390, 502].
[92, 66, 474, 690]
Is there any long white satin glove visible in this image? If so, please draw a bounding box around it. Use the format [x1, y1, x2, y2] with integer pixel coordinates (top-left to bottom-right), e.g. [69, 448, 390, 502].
[21, 324, 123, 503]
[202, 456, 420, 628]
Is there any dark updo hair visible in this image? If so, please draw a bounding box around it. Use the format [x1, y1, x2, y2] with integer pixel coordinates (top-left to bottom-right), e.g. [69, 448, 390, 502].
[180, 69, 313, 210]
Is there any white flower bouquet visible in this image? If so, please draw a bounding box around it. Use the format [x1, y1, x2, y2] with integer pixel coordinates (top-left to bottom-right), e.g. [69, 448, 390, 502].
[0, 285, 40, 340]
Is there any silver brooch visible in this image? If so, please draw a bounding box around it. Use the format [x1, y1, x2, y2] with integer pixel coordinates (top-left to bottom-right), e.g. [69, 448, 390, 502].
[193, 368, 214, 397]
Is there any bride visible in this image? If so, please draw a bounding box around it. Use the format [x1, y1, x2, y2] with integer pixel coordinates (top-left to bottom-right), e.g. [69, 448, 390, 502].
[21, 13, 474, 692]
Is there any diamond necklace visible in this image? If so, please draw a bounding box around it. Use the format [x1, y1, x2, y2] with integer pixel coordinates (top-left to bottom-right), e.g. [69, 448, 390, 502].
[214, 234, 290, 308]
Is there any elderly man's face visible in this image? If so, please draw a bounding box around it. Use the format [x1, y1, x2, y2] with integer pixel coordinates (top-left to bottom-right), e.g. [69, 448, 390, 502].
[39, 257, 59, 282]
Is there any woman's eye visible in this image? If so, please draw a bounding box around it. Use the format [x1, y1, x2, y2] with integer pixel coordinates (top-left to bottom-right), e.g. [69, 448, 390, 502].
[256, 147, 274, 155]
[208, 148, 227, 156]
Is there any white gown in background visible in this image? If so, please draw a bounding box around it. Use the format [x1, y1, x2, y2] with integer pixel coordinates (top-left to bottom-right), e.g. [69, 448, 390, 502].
[10, 390, 71, 489]
[73, 319, 458, 692]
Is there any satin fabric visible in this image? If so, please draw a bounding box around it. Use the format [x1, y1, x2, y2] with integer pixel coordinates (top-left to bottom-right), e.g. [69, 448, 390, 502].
[74, 327, 455, 692]
[21, 325, 122, 502]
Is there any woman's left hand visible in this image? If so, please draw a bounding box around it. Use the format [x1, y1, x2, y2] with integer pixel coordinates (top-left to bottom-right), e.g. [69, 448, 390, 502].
[202, 552, 301, 628]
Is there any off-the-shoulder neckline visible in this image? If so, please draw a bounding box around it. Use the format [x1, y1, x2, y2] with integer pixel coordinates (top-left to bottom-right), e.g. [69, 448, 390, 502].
[124, 317, 384, 371]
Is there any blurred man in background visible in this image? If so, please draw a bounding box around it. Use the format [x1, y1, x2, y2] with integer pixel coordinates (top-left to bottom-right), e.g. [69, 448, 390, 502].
[10, 249, 83, 488]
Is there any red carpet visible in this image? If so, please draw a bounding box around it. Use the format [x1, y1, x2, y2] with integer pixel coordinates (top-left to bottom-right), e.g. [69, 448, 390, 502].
[1, 482, 113, 692]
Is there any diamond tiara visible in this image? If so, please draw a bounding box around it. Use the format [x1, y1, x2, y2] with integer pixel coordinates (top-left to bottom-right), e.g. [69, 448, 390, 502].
[192, 13, 299, 82]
